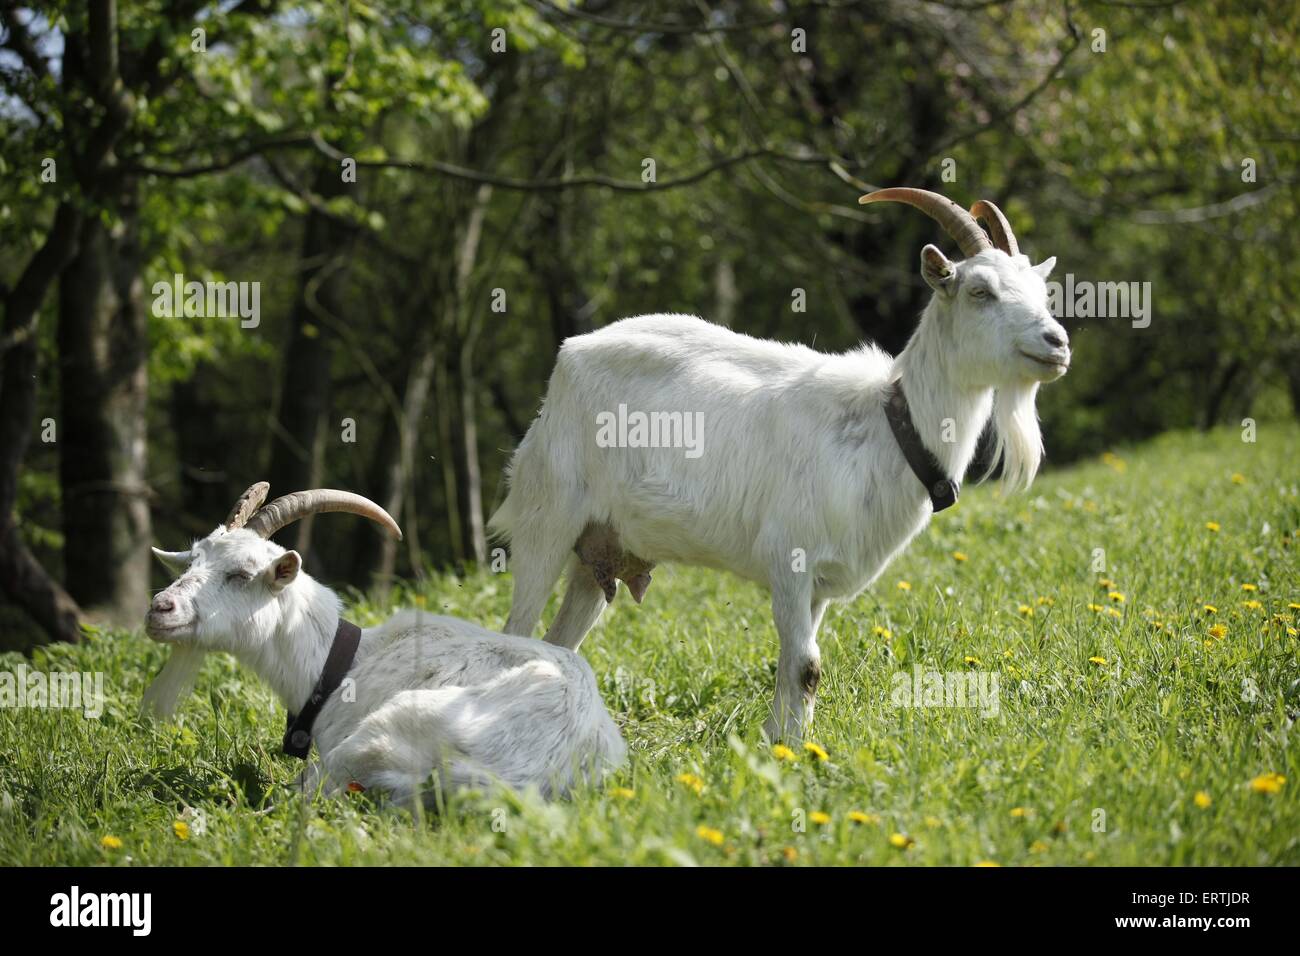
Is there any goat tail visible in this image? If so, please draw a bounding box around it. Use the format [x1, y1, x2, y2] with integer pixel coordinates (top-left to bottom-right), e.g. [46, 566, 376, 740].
[140, 645, 206, 720]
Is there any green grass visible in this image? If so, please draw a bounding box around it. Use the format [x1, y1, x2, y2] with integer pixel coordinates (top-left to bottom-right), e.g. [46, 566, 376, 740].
[2, 424, 1298, 866]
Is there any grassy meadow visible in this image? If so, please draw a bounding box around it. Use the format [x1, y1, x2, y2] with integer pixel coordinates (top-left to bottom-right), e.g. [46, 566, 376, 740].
[1, 424, 1297, 866]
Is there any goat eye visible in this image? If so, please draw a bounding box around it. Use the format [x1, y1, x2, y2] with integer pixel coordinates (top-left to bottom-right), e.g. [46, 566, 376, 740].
[970, 287, 993, 300]
[226, 571, 251, 584]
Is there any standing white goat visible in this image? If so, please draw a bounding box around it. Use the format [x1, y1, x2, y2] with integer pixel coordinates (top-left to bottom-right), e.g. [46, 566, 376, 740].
[490, 188, 1070, 742]
[143, 483, 625, 803]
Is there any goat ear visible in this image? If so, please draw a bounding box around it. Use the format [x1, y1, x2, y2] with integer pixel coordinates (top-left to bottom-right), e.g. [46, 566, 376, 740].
[151, 547, 193, 574]
[920, 244, 957, 295]
[1031, 256, 1057, 280]
[266, 550, 301, 592]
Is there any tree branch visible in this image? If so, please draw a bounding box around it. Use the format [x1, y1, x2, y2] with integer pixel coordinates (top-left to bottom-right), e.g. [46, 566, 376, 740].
[123, 134, 314, 178]
[309, 132, 833, 193]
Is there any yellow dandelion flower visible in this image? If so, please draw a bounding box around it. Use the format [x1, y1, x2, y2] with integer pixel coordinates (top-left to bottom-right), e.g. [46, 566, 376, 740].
[1243, 600, 1262, 610]
[952, 551, 968, 562]
[1203, 604, 1218, 614]
[696, 825, 724, 846]
[610, 787, 636, 800]
[1036, 596, 1055, 606]
[772, 744, 797, 762]
[1289, 603, 1300, 611]
[1097, 578, 1116, 589]
[809, 811, 831, 826]
[803, 742, 829, 762]
[1241, 583, 1258, 592]
[1108, 591, 1125, 603]
[100, 835, 123, 851]
[964, 655, 982, 666]
[172, 820, 190, 841]
[1205, 521, 1220, 532]
[1207, 624, 1227, 639]
[872, 625, 893, 640]
[1231, 473, 1245, 484]
[1009, 807, 1029, 818]
[1088, 656, 1108, 666]
[1087, 603, 1104, 613]
[1018, 604, 1034, 617]
[889, 832, 914, 849]
[1193, 791, 1212, 809]
[1249, 773, 1286, 795]
[848, 811, 880, 825]
[782, 846, 798, 862]
[896, 580, 912, 591]
[1029, 840, 1050, 854]
[923, 815, 943, 829]
[1105, 607, 1121, 618]
[676, 772, 705, 795]
[973, 860, 1001, 867]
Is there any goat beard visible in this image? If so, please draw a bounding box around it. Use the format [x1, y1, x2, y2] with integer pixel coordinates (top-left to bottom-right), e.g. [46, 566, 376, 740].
[140, 645, 206, 719]
[984, 382, 1043, 492]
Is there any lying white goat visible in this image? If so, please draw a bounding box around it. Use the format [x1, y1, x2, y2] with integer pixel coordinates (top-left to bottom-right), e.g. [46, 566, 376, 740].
[143, 483, 625, 803]
[490, 188, 1070, 742]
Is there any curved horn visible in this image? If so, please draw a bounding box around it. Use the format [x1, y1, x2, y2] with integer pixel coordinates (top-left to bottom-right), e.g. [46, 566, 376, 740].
[969, 199, 1019, 257]
[224, 481, 270, 530]
[151, 547, 193, 573]
[858, 187, 992, 258]
[244, 489, 403, 541]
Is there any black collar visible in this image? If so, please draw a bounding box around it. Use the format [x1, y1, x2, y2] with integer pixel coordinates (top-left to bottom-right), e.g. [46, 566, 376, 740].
[884, 379, 959, 512]
[282, 618, 361, 759]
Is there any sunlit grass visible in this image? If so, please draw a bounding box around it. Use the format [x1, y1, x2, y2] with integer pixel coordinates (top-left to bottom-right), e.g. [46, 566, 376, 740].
[1, 424, 1297, 865]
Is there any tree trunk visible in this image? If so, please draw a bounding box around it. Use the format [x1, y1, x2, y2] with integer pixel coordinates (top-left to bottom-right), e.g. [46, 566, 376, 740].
[450, 184, 492, 567]
[433, 347, 465, 567]
[0, 202, 85, 644]
[170, 369, 236, 535]
[265, 167, 354, 557]
[455, 347, 487, 566]
[713, 258, 738, 328]
[56, 204, 151, 625]
[350, 342, 437, 590]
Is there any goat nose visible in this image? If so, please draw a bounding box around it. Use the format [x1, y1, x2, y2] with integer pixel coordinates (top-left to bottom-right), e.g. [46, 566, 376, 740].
[1042, 330, 1067, 349]
[153, 596, 175, 613]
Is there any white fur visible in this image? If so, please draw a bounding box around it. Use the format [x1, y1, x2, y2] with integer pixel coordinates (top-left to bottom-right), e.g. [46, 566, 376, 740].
[143, 529, 626, 803]
[490, 246, 1069, 741]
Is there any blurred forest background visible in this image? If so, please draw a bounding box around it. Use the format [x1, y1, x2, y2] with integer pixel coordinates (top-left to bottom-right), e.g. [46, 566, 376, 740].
[1, 0, 1296, 649]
